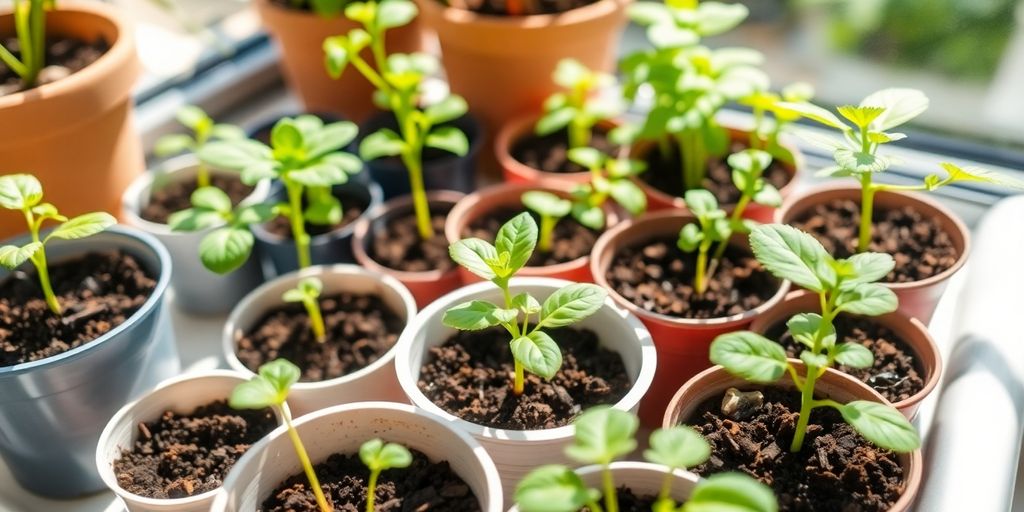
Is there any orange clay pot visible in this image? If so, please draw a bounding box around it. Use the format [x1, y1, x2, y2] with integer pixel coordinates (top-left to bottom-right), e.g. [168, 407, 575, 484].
[496, 114, 622, 186]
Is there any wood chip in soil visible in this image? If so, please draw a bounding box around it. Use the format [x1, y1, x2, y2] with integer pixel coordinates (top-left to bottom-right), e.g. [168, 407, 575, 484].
[369, 210, 454, 273]
[140, 173, 254, 224]
[0, 36, 108, 96]
[463, 207, 599, 266]
[511, 127, 617, 174]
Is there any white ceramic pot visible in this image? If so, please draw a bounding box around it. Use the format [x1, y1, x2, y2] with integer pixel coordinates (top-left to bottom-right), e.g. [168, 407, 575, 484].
[507, 462, 700, 511]
[210, 402, 504, 511]
[122, 155, 271, 315]
[223, 264, 417, 416]
[394, 277, 658, 499]
[96, 370, 277, 512]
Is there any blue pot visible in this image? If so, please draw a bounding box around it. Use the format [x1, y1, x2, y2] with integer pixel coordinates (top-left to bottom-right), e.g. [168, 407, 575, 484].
[0, 226, 180, 498]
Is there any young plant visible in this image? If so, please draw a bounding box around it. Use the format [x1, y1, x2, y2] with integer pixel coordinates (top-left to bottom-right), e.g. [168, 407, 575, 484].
[521, 191, 571, 254]
[359, 438, 412, 512]
[324, 1, 470, 240]
[230, 359, 332, 512]
[739, 82, 814, 158]
[675, 190, 729, 295]
[188, 115, 362, 271]
[283, 277, 327, 343]
[565, 147, 647, 231]
[154, 105, 246, 188]
[0, 173, 116, 315]
[710, 223, 920, 454]
[444, 212, 607, 395]
[536, 59, 622, 151]
[0, 0, 51, 87]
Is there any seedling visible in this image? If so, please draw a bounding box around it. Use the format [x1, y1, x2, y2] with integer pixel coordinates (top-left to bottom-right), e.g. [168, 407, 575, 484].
[230, 359, 332, 512]
[324, 0, 470, 240]
[359, 439, 412, 512]
[292, 0, 348, 17]
[521, 191, 571, 254]
[739, 82, 814, 158]
[565, 147, 647, 231]
[514, 407, 777, 512]
[710, 223, 920, 454]
[154, 105, 246, 188]
[0, 0, 51, 87]
[283, 277, 327, 343]
[0, 173, 116, 315]
[185, 115, 362, 271]
[536, 59, 622, 151]
[676, 189, 729, 295]
[445, 212, 607, 395]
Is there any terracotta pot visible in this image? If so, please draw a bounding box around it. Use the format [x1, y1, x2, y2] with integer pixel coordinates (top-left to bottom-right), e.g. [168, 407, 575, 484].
[496, 114, 621, 186]
[255, 0, 422, 123]
[352, 190, 464, 308]
[507, 462, 700, 512]
[0, 2, 142, 240]
[445, 182, 620, 284]
[748, 290, 941, 420]
[632, 127, 803, 224]
[415, 0, 631, 136]
[591, 210, 790, 426]
[778, 183, 970, 323]
[663, 364, 923, 512]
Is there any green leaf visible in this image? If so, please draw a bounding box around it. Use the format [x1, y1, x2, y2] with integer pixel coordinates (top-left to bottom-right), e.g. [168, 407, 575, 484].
[571, 202, 605, 230]
[627, 1, 669, 25]
[647, 23, 699, 48]
[271, 120, 304, 151]
[695, 2, 749, 35]
[644, 425, 710, 470]
[199, 226, 255, 274]
[424, 96, 468, 125]
[786, 313, 836, 350]
[323, 35, 352, 78]
[306, 122, 358, 159]
[0, 174, 42, 210]
[241, 162, 279, 185]
[687, 473, 779, 512]
[211, 124, 247, 141]
[838, 400, 920, 452]
[282, 289, 306, 303]
[845, 252, 894, 284]
[752, 183, 782, 207]
[835, 283, 898, 316]
[929, 163, 1024, 191]
[31, 203, 63, 222]
[168, 208, 225, 232]
[684, 189, 719, 217]
[774, 101, 848, 130]
[154, 134, 195, 157]
[511, 292, 542, 314]
[495, 212, 538, 275]
[511, 331, 563, 379]
[566, 406, 638, 465]
[837, 105, 885, 129]
[539, 283, 606, 328]
[834, 149, 890, 174]
[235, 203, 277, 225]
[449, 238, 499, 280]
[175, 105, 209, 130]
[710, 331, 788, 383]
[288, 165, 347, 188]
[298, 277, 323, 297]
[321, 152, 364, 176]
[860, 88, 929, 131]
[230, 359, 301, 409]
[728, 149, 772, 175]
[835, 342, 874, 369]
[749, 224, 835, 293]
[553, 58, 590, 88]
[535, 107, 576, 136]
[677, 223, 704, 252]
[376, 0, 417, 28]
[607, 158, 647, 178]
[522, 191, 571, 219]
[344, 2, 375, 23]
[359, 129, 406, 161]
[191, 186, 232, 213]
[800, 350, 828, 368]
[0, 242, 42, 269]
[443, 300, 519, 331]
[304, 193, 343, 225]
[514, 465, 600, 512]
[199, 140, 272, 171]
[359, 438, 413, 471]
[608, 180, 647, 216]
[425, 126, 469, 156]
[566, 147, 605, 170]
[46, 212, 116, 241]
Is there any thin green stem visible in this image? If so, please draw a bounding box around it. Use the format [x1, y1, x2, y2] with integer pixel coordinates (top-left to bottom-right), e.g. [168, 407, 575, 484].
[280, 406, 332, 512]
[586, 501, 605, 512]
[30, 0, 44, 82]
[304, 298, 326, 342]
[602, 464, 619, 512]
[0, 43, 27, 78]
[751, 106, 765, 150]
[23, 208, 60, 314]
[538, 215, 556, 253]
[402, 149, 433, 240]
[196, 161, 211, 188]
[366, 468, 380, 512]
[789, 366, 816, 452]
[857, 173, 874, 253]
[513, 359, 525, 395]
[657, 471, 674, 502]
[694, 242, 709, 294]
[285, 181, 312, 269]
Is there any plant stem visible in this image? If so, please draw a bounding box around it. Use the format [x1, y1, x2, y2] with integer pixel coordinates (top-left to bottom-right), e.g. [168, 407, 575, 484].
[365, 468, 380, 512]
[790, 365, 817, 452]
[279, 406, 332, 512]
[657, 471, 674, 502]
[602, 465, 619, 512]
[23, 208, 60, 314]
[709, 193, 751, 271]
[694, 239, 711, 294]
[538, 215, 556, 253]
[402, 149, 434, 240]
[857, 173, 874, 253]
[513, 359, 525, 395]
[677, 132, 693, 193]
[286, 181, 312, 269]
[751, 106, 765, 150]
[196, 161, 211, 188]
[304, 298, 326, 343]
[567, 83, 590, 149]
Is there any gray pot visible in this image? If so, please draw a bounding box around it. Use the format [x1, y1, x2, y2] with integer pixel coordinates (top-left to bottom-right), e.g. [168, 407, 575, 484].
[122, 155, 271, 315]
[0, 226, 180, 498]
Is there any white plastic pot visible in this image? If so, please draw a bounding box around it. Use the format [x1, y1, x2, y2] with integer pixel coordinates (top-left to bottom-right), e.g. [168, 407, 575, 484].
[210, 402, 504, 512]
[223, 264, 417, 416]
[394, 277, 658, 499]
[507, 462, 700, 511]
[96, 370, 277, 512]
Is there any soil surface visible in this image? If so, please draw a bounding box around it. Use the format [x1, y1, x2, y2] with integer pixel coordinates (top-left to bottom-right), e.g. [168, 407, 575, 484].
[263, 191, 367, 239]
[369, 208, 454, 273]
[639, 141, 792, 206]
[235, 292, 404, 382]
[511, 127, 617, 174]
[141, 173, 254, 224]
[687, 387, 905, 511]
[0, 251, 156, 366]
[418, 326, 631, 430]
[789, 199, 959, 283]
[113, 400, 276, 499]
[768, 314, 925, 403]
[585, 488, 657, 511]
[607, 236, 780, 319]
[463, 208, 599, 266]
[0, 36, 108, 96]
[440, 0, 598, 16]
[260, 448, 480, 512]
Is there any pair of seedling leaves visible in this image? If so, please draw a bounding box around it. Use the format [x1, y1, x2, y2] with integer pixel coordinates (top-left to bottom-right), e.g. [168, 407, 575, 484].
[231, 359, 412, 512]
[154, 106, 247, 189]
[515, 407, 777, 512]
[283, 277, 328, 343]
[536, 59, 623, 151]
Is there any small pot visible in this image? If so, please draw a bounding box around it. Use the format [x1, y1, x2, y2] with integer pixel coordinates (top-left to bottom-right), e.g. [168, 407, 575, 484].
[254, 0, 422, 123]
[252, 179, 383, 277]
[0, 226, 180, 498]
[591, 210, 790, 426]
[122, 156, 270, 315]
[663, 364, 923, 512]
[394, 277, 657, 498]
[210, 402, 504, 512]
[223, 265, 416, 416]
[359, 112, 484, 199]
[352, 190, 465, 308]
[507, 462, 700, 512]
[632, 127, 803, 223]
[96, 370, 278, 512]
[778, 183, 970, 323]
[495, 114, 621, 186]
[445, 182, 620, 284]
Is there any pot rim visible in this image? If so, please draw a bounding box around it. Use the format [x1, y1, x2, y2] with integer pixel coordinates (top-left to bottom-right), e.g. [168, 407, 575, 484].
[394, 276, 658, 443]
[507, 462, 700, 512]
[249, 179, 384, 245]
[416, 0, 629, 28]
[495, 114, 622, 183]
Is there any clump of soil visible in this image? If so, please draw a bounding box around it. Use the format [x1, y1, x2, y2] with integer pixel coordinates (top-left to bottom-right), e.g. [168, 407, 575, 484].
[511, 127, 617, 174]
[418, 326, 631, 430]
[463, 208, 599, 266]
[260, 448, 480, 512]
[141, 173, 254, 224]
[369, 209, 454, 273]
[0, 251, 156, 366]
[235, 292, 404, 382]
[263, 192, 367, 239]
[606, 237, 780, 319]
[113, 400, 276, 499]
[687, 387, 906, 511]
[0, 36, 108, 96]
[789, 199, 959, 283]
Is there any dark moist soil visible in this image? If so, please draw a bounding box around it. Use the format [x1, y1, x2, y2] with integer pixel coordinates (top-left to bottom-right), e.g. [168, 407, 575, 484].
[0, 252, 156, 366]
[418, 326, 631, 430]
[442, 0, 598, 16]
[512, 127, 617, 174]
[606, 236, 780, 319]
[235, 292, 404, 382]
[463, 208, 599, 266]
[640, 141, 792, 206]
[586, 488, 657, 511]
[263, 192, 367, 239]
[260, 448, 480, 512]
[687, 387, 905, 512]
[0, 36, 108, 96]
[113, 400, 276, 499]
[789, 199, 959, 283]
[140, 173, 254, 224]
[767, 315, 925, 403]
[369, 207, 454, 273]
